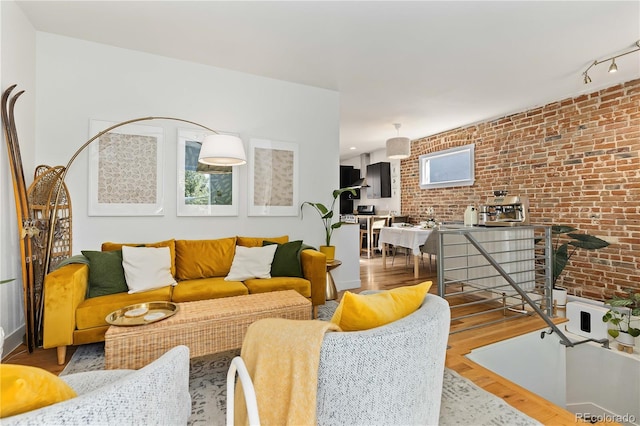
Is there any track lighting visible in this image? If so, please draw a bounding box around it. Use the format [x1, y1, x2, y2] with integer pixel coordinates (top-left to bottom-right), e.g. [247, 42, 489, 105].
[582, 40, 639, 84]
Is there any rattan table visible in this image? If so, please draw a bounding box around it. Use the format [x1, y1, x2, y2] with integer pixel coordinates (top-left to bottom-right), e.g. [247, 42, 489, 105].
[104, 290, 312, 369]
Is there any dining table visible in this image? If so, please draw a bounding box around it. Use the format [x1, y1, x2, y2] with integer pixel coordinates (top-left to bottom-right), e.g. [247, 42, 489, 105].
[378, 226, 434, 278]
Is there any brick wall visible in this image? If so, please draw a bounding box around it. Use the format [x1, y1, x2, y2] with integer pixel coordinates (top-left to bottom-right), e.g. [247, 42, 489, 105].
[401, 78, 639, 300]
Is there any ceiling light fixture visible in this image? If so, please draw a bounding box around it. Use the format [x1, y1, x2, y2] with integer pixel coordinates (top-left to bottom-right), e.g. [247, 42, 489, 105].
[386, 123, 411, 160]
[582, 40, 639, 84]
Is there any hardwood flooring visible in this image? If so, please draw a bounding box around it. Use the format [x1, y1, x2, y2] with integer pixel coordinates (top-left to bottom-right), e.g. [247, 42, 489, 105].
[4, 254, 612, 425]
[353, 255, 612, 425]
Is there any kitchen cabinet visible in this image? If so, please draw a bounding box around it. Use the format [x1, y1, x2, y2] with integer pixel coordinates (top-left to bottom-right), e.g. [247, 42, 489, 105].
[366, 162, 391, 198]
[340, 165, 361, 199]
[339, 165, 361, 214]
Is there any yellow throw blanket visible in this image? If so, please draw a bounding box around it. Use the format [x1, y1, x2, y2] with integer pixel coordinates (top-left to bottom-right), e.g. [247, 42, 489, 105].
[234, 318, 341, 425]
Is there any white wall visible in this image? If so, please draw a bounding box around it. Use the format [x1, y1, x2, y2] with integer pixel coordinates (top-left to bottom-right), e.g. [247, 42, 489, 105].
[36, 33, 340, 250]
[1, 26, 348, 354]
[0, 0, 36, 357]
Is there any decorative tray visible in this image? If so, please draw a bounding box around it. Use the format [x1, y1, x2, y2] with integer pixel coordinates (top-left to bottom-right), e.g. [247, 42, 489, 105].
[105, 301, 179, 326]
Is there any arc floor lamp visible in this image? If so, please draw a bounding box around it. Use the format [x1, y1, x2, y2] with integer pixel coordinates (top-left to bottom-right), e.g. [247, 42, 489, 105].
[3, 83, 247, 351]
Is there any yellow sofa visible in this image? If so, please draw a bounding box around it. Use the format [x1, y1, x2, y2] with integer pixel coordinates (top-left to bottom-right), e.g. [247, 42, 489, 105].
[43, 236, 327, 364]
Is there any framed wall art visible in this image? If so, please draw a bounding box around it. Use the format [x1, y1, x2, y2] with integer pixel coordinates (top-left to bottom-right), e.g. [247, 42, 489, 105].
[176, 129, 239, 216]
[248, 138, 299, 216]
[88, 120, 165, 216]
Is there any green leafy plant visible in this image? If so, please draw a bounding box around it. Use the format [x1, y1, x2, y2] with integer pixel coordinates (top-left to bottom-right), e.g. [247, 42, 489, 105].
[301, 188, 356, 246]
[0, 278, 15, 284]
[602, 288, 640, 338]
[551, 225, 610, 288]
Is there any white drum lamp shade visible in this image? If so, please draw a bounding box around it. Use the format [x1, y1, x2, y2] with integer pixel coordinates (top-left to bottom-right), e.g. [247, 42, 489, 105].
[198, 134, 247, 166]
[386, 136, 411, 159]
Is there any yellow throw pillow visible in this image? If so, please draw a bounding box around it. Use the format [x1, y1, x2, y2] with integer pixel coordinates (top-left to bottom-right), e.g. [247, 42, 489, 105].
[175, 238, 237, 280]
[331, 281, 432, 331]
[236, 235, 289, 247]
[0, 364, 77, 418]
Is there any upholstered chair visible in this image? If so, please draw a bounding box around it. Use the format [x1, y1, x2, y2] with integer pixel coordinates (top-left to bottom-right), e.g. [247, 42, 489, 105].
[2, 346, 191, 425]
[230, 293, 450, 425]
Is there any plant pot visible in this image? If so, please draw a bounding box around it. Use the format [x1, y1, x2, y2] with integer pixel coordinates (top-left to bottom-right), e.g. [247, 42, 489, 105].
[552, 288, 567, 307]
[615, 331, 635, 347]
[319, 245, 335, 262]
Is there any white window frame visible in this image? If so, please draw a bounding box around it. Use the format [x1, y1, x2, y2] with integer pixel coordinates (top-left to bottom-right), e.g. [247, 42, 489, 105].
[419, 143, 475, 189]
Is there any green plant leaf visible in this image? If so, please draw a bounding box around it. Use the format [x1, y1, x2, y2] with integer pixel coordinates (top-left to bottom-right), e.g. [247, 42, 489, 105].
[608, 299, 633, 307]
[314, 203, 329, 215]
[608, 329, 619, 338]
[332, 188, 356, 199]
[553, 243, 569, 283]
[552, 225, 576, 235]
[566, 233, 610, 250]
[628, 327, 640, 337]
[0, 278, 15, 284]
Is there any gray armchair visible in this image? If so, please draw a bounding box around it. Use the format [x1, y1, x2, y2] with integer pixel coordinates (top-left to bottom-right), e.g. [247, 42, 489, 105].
[3, 346, 191, 425]
[316, 293, 450, 425]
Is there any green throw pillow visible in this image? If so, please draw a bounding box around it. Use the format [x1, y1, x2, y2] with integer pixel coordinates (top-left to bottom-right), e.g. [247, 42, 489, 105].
[81, 250, 128, 298]
[263, 240, 304, 278]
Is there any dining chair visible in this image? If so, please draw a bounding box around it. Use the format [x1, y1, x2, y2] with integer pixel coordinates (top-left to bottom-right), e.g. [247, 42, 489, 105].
[420, 231, 439, 272]
[360, 218, 388, 257]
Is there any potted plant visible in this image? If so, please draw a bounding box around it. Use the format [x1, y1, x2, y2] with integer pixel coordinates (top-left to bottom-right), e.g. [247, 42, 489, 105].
[549, 225, 610, 307]
[602, 289, 640, 351]
[301, 188, 356, 262]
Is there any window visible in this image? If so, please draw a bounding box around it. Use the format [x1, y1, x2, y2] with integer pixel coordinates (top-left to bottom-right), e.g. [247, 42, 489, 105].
[419, 144, 475, 189]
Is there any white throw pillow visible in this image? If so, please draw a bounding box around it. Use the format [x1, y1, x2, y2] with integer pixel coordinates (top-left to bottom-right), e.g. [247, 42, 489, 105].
[122, 246, 177, 294]
[225, 244, 278, 281]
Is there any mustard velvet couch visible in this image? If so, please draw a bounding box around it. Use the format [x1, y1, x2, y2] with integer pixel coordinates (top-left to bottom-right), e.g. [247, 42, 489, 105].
[43, 236, 327, 365]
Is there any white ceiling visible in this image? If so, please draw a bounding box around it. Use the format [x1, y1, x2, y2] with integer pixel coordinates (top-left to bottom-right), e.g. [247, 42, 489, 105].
[16, 1, 640, 160]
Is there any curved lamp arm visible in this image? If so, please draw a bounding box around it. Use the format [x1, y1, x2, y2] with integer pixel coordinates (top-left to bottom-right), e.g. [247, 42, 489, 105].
[44, 116, 242, 277]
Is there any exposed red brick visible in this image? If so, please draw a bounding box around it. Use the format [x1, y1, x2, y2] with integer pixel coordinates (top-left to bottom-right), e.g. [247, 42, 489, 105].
[400, 78, 640, 300]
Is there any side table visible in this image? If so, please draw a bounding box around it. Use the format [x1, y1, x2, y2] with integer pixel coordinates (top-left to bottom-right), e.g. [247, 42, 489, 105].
[326, 259, 342, 301]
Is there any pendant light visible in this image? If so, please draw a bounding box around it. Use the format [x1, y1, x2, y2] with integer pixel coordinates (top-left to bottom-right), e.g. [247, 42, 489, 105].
[386, 123, 411, 159]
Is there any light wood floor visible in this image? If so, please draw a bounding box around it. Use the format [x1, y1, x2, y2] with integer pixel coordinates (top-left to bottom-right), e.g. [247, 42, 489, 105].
[4, 254, 613, 425]
[354, 255, 612, 425]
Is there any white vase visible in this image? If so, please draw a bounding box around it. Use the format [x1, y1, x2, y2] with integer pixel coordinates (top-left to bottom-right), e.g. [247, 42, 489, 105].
[552, 288, 567, 307]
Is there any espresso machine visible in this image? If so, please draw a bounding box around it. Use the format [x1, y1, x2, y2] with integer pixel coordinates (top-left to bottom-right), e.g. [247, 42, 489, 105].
[481, 191, 530, 226]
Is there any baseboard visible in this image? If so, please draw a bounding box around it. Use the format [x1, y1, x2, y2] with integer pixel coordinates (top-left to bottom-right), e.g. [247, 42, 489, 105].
[1, 325, 25, 361]
[335, 279, 361, 292]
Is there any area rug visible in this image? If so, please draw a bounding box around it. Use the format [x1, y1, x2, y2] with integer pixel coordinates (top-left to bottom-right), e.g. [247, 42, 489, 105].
[61, 342, 540, 425]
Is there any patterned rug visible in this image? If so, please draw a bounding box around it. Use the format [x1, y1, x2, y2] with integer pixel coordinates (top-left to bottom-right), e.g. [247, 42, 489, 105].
[62, 341, 541, 425]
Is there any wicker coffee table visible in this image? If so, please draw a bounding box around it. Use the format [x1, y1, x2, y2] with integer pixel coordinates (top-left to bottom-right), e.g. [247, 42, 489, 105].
[104, 290, 312, 369]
